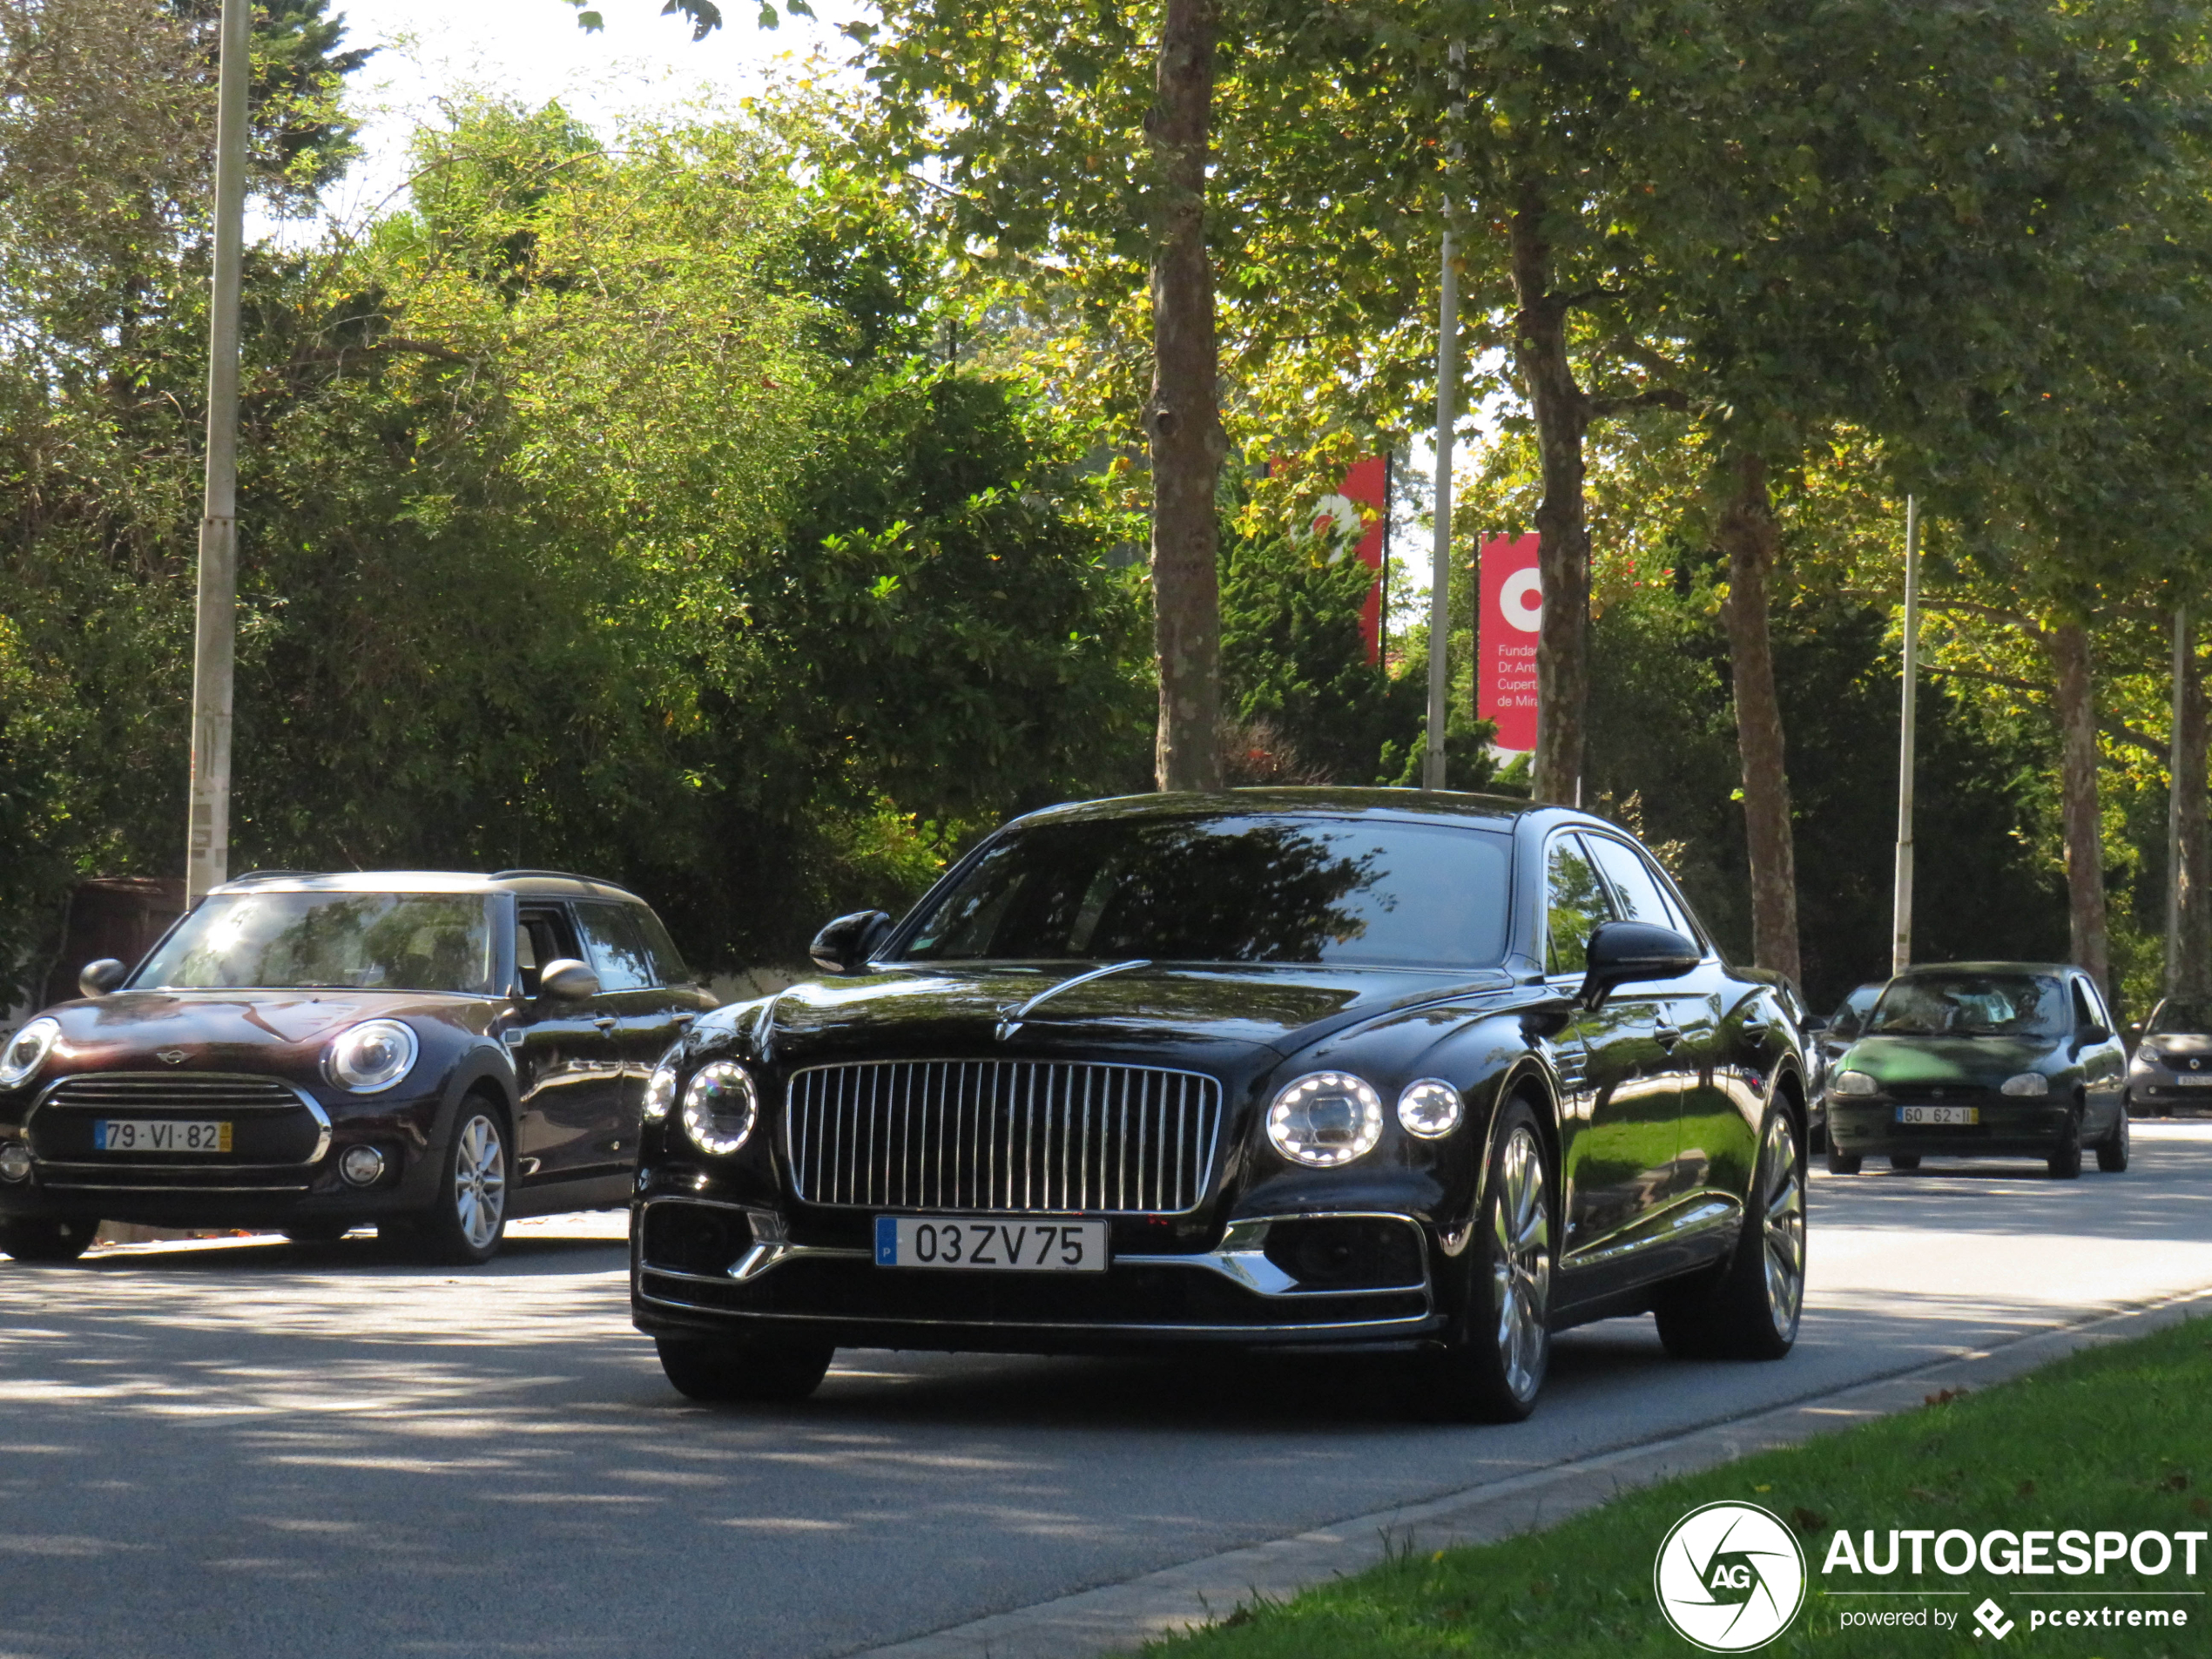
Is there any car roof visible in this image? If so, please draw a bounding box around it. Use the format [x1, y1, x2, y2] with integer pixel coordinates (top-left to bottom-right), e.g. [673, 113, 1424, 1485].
[1892, 961, 2078, 978]
[210, 869, 648, 904]
[1006, 786, 1601, 834]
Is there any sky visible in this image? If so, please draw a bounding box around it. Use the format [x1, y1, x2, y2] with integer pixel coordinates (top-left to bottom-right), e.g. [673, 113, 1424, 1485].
[320, 0, 867, 226]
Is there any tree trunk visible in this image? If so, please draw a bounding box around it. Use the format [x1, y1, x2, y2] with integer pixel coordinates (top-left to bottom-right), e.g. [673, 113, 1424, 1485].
[1145, 0, 1224, 792]
[1507, 181, 1590, 806]
[2174, 620, 2209, 1000]
[2049, 619, 2110, 993]
[1714, 453, 1802, 985]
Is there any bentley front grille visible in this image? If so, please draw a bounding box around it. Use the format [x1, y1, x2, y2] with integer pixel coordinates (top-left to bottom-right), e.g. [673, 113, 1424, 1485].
[786, 1060, 1223, 1215]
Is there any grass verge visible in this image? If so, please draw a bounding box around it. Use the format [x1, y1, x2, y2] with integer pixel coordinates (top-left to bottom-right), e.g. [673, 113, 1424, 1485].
[1137, 1317, 2212, 1656]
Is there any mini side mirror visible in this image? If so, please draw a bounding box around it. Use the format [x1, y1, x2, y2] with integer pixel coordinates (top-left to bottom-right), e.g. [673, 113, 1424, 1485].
[539, 958, 601, 1001]
[810, 909, 893, 974]
[1576, 921, 1701, 1010]
[78, 958, 127, 997]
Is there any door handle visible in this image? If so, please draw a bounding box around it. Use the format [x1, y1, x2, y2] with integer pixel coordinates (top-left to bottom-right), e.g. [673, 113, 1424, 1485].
[592, 1015, 617, 1030]
[1655, 1025, 1683, 1049]
[672, 1013, 697, 1028]
[1741, 1017, 1769, 1037]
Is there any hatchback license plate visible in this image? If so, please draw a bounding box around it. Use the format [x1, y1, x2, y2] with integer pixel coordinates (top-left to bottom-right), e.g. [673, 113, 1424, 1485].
[874, 1217, 1108, 1272]
[95, 1119, 232, 1153]
[1896, 1105, 1978, 1126]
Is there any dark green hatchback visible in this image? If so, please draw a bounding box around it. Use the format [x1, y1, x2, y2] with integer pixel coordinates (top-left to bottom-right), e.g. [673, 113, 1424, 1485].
[1823, 962, 2130, 1178]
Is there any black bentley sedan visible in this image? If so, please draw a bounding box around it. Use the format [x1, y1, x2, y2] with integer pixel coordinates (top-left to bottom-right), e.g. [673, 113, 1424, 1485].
[631, 791, 1811, 1421]
[0, 871, 711, 1264]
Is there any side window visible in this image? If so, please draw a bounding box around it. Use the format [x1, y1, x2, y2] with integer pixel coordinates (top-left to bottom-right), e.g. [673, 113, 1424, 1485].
[516, 908, 575, 998]
[1583, 836, 1682, 932]
[2072, 979, 2107, 1034]
[574, 904, 654, 992]
[2084, 979, 2114, 1032]
[630, 907, 692, 988]
[1545, 835, 1616, 979]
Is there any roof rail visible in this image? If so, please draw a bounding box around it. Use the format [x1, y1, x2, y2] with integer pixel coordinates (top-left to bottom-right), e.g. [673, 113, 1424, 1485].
[490, 869, 614, 886]
[227, 869, 318, 882]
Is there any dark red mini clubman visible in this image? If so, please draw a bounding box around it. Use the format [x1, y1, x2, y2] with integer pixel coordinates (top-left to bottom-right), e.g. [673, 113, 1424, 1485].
[0, 870, 711, 1264]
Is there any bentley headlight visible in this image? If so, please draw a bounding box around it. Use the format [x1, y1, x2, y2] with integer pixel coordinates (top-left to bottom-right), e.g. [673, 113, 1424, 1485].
[1267, 1071, 1383, 1168]
[2001, 1072, 2049, 1097]
[643, 1062, 678, 1123]
[1397, 1079, 1464, 1139]
[323, 1020, 419, 1093]
[682, 1060, 758, 1156]
[0, 1017, 59, 1089]
[1831, 1069, 1878, 1096]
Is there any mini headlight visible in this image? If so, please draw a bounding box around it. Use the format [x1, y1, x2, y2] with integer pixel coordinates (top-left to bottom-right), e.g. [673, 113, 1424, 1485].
[643, 1062, 678, 1123]
[1831, 1069, 1878, 1096]
[2001, 1072, 2049, 1097]
[0, 1017, 60, 1089]
[1267, 1071, 1383, 1168]
[1397, 1078, 1464, 1139]
[322, 1020, 419, 1093]
[682, 1060, 758, 1156]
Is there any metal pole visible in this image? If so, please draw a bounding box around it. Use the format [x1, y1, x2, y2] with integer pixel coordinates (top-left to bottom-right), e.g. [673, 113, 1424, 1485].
[2168, 604, 2188, 995]
[1890, 496, 1920, 976]
[186, 0, 250, 903]
[1424, 222, 1459, 791]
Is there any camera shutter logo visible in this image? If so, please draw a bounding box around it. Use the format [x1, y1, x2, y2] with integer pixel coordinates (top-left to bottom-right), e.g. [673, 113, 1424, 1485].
[1654, 1501, 1807, 1651]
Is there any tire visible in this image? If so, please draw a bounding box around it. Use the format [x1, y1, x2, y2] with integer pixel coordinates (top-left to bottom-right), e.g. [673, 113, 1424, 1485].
[400, 1100, 509, 1265]
[655, 1335, 833, 1403]
[2048, 1107, 2083, 1180]
[1825, 1144, 1863, 1175]
[282, 1221, 354, 1244]
[1888, 1154, 1921, 1171]
[2096, 1103, 2130, 1173]
[1656, 1107, 1805, 1362]
[1426, 1098, 1554, 1423]
[0, 1217, 98, 1263]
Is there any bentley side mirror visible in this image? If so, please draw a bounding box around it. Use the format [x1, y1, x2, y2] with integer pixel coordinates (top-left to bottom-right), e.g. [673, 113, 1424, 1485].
[538, 958, 601, 1001]
[810, 909, 893, 974]
[1576, 921, 1701, 1010]
[78, 958, 127, 997]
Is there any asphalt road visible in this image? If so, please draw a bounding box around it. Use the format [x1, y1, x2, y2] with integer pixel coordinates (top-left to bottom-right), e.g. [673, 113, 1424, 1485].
[5, 1126, 2212, 1659]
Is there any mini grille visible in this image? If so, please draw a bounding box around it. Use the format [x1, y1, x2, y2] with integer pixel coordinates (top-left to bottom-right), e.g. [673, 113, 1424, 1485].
[41, 1073, 305, 1112]
[786, 1060, 1223, 1215]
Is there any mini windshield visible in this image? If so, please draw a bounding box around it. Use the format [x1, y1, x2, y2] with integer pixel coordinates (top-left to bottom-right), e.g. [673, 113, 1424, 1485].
[2147, 999, 2212, 1035]
[135, 892, 498, 994]
[900, 814, 1513, 969]
[1865, 973, 2068, 1039]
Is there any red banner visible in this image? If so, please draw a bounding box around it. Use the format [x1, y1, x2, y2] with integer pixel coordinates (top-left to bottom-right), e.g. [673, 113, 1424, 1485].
[1480, 534, 1541, 752]
[1311, 457, 1390, 663]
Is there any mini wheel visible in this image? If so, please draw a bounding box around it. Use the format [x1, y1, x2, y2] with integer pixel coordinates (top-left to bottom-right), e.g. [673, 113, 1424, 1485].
[398, 1101, 509, 1264]
[0, 1217, 98, 1263]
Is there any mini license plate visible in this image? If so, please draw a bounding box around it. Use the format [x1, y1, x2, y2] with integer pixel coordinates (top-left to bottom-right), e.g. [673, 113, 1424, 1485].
[1896, 1105, 1978, 1126]
[95, 1119, 233, 1153]
[874, 1217, 1108, 1273]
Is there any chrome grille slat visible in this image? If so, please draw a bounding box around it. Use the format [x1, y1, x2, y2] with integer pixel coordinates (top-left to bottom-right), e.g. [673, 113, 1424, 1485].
[38, 1074, 306, 1113]
[786, 1061, 1221, 1215]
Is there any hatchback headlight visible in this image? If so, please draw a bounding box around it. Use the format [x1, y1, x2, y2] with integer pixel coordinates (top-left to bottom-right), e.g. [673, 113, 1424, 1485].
[323, 1020, 419, 1093]
[1831, 1069, 1878, 1096]
[682, 1060, 758, 1156]
[1397, 1079, 1464, 1139]
[0, 1017, 59, 1089]
[2000, 1073, 2049, 1097]
[1267, 1071, 1383, 1167]
[643, 1062, 678, 1123]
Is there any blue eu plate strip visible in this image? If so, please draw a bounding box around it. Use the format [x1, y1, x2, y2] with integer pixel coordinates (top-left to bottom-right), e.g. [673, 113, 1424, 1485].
[874, 1217, 896, 1266]
[93, 1121, 108, 1150]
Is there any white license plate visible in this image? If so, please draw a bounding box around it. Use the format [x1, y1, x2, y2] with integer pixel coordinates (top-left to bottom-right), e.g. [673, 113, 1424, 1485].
[2172, 1075, 2212, 1086]
[1897, 1105, 1978, 1126]
[874, 1217, 1108, 1273]
[95, 1119, 233, 1153]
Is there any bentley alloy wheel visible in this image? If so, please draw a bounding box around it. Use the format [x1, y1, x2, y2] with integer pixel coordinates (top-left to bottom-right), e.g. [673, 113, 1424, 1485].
[1657, 1104, 1804, 1361]
[1430, 1097, 1554, 1422]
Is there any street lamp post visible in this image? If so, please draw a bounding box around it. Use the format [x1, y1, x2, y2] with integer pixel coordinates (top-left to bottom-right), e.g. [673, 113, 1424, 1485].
[1424, 219, 1459, 792]
[185, 0, 250, 903]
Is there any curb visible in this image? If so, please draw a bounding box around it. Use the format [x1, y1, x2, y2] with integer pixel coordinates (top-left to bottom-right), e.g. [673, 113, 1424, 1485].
[851, 1287, 2212, 1659]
